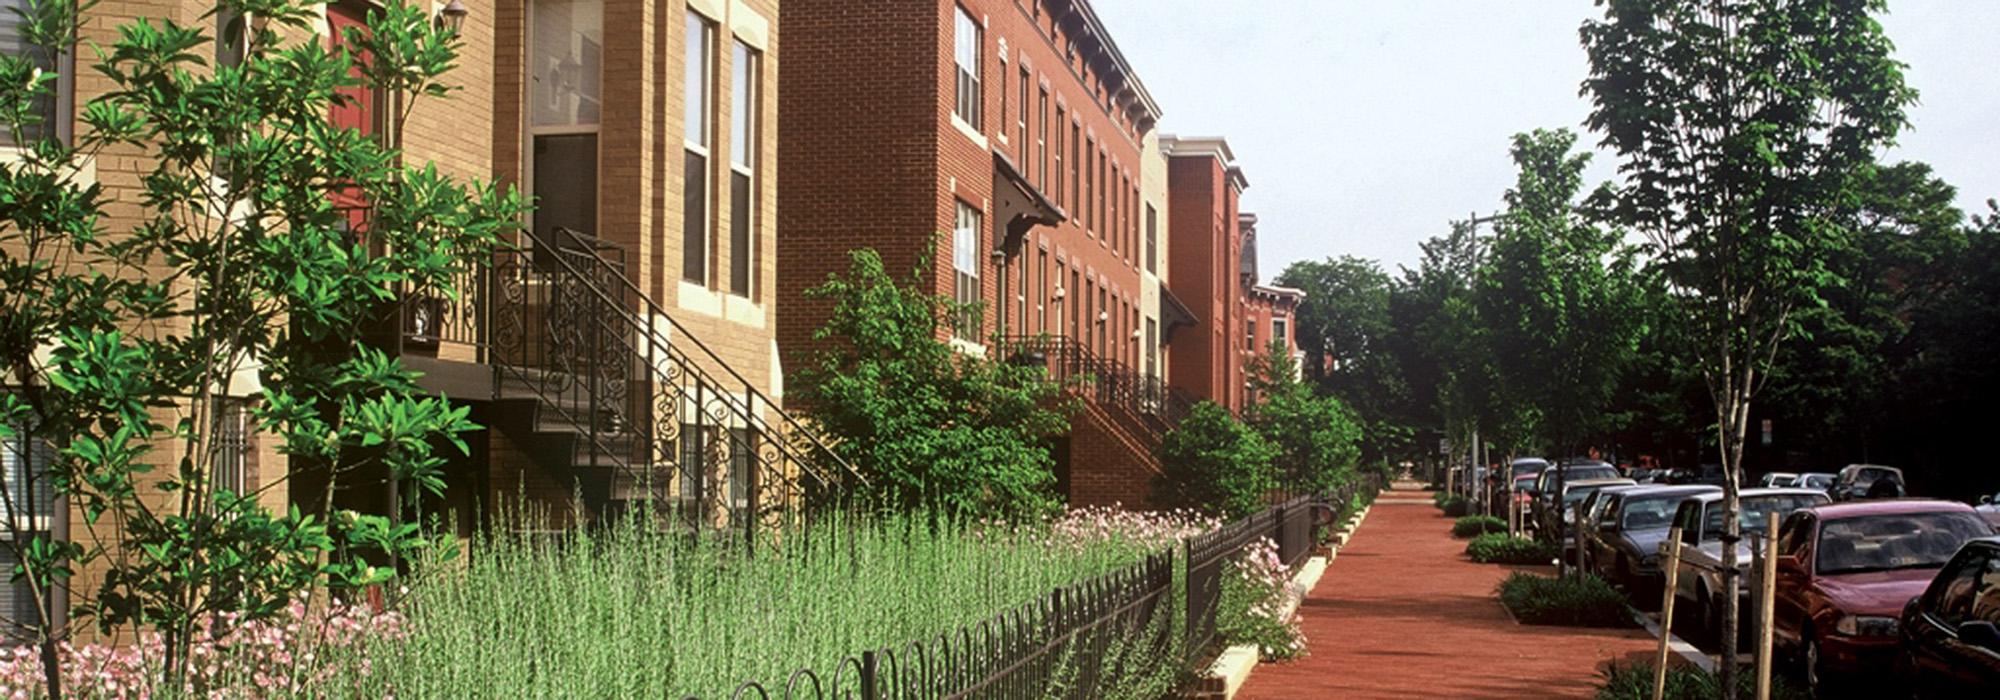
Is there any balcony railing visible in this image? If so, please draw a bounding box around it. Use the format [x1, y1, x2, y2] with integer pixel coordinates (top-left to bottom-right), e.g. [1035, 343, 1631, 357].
[998, 335, 1193, 444]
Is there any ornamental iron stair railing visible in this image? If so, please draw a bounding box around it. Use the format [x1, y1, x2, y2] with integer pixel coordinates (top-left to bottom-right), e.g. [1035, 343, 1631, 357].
[487, 227, 862, 539]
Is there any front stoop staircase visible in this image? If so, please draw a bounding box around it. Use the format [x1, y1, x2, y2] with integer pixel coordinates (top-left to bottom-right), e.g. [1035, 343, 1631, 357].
[1001, 336, 1194, 498]
[484, 228, 863, 536]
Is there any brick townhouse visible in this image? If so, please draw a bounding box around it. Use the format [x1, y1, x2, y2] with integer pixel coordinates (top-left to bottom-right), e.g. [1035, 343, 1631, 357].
[1, 0, 845, 636]
[1161, 137, 1301, 413]
[779, 0, 1196, 507]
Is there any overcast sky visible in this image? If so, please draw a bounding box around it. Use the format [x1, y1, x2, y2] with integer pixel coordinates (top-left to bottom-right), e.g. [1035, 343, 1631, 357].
[1092, 0, 2000, 275]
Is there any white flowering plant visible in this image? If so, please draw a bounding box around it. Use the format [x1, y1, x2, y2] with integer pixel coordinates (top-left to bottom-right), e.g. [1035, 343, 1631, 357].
[1216, 537, 1306, 661]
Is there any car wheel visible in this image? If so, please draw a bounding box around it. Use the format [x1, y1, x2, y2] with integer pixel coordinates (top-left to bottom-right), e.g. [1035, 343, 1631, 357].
[1804, 633, 1827, 699]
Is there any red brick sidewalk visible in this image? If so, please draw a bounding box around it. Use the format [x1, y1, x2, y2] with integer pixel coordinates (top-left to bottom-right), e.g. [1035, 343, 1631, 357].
[1236, 488, 1659, 699]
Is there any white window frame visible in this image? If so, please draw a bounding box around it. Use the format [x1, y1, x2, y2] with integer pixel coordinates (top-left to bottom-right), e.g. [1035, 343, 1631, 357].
[952, 7, 982, 130]
[952, 201, 983, 338]
[683, 10, 718, 285]
[523, 0, 604, 241]
[727, 38, 759, 299]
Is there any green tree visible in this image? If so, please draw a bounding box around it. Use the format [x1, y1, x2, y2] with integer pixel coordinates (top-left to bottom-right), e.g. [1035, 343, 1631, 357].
[1276, 257, 1411, 466]
[1476, 129, 1641, 575]
[1154, 402, 1279, 519]
[795, 248, 1069, 518]
[0, 0, 520, 692]
[1248, 342, 1363, 495]
[1581, 0, 1915, 689]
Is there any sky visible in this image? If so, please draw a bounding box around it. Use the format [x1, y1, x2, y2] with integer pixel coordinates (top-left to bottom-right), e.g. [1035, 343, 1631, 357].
[1090, 0, 2000, 276]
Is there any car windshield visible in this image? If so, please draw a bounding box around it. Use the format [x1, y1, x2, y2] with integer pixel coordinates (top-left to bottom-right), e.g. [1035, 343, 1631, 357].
[1542, 466, 1618, 491]
[1564, 486, 1615, 505]
[1815, 512, 1994, 575]
[1858, 468, 1897, 484]
[1620, 496, 1682, 530]
[1701, 495, 1825, 541]
[1800, 475, 1832, 489]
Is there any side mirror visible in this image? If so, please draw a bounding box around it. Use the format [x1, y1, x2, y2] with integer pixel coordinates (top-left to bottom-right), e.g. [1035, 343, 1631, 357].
[1981, 494, 1994, 506]
[1959, 621, 2000, 651]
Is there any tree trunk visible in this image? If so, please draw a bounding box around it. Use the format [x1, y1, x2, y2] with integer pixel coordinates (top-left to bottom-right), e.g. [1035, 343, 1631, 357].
[1716, 393, 1751, 699]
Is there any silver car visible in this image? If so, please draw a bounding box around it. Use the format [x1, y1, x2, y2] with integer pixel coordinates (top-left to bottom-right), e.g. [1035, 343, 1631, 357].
[1664, 488, 1833, 642]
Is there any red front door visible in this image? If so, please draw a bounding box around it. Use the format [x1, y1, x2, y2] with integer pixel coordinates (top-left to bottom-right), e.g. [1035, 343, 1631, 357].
[327, 2, 378, 235]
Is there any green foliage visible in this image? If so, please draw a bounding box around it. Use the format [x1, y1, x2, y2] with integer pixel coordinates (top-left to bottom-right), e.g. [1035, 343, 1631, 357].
[1154, 402, 1279, 519]
[1247, 341, 1362, 494]
[796, 248, 1070, 518]
[0, 0, 519, 690]
[1478, 128, 1641, 458]
[1595, 662, 1808, 700]
[1436, 495, 1471, 517]
[1465, 533, 1557, 565]
[1497, 572, 1632, 627]
[1275, 257, 1414, 464]
[1214, 539, 1304, 661]
[316, 510, 1171, 698]
[1451, 515, 1507, 538]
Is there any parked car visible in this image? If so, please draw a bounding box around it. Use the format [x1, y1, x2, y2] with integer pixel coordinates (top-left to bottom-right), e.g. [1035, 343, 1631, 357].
[1772, 499, 1996, 695]
[1976, 492, 2000, 529]
[1790, 472, 1836, 493]
[1896, 536, 2000, 696]
[1542, 477, 1637, 555]
[1831, 464, 1906, 502]
[1585, 485, 1722, 600]
[1666, 488, 1832, 643]
[1578, 484, 1653, 569]
[1761, 472, 1801, 489]
[1533, 461, 1621, 528]
[1510, 457, 1549, 479]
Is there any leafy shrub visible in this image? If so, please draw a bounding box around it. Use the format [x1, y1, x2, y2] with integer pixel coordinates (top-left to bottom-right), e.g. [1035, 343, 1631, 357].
[1595, 662, 1807, 700]
[1216, 538, 1306, 661]
[1452, 515, 1507, 538]
[1154, 402, 1281, 518]
[1466, 533, 1556, 565]
[1439, 495, 1472, 517]
[1498, 572, 1633, 627]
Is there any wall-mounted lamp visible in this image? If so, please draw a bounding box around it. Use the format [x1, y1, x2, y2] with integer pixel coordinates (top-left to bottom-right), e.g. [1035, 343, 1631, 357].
[436, 0, 470, 33]
[1097, 312, 1108, 323]
[1053, 286, 1066, 299]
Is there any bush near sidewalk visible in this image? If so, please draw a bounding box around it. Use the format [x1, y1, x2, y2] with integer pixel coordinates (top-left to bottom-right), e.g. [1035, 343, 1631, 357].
[1497, 572, 1633, 628]
[1595, 662, 1807, 700]
[1436, 494, 1472, 517]
[1465, 533, 1557, 565]
[1451, 515, 1507, 538]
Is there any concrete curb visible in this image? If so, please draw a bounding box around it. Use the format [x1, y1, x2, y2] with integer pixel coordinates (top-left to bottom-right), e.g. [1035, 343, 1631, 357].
[1633, 610, 1717, 673]
[1196, 501, 1371, 699]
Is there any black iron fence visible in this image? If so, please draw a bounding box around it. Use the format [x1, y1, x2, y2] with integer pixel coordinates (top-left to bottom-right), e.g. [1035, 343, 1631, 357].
[997, 335, 1195, 446]
[693, 478, 1383, 700]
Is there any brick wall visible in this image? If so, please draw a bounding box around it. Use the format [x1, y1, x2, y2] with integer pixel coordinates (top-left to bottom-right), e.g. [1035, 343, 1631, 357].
[1063, 400, 1165, 509]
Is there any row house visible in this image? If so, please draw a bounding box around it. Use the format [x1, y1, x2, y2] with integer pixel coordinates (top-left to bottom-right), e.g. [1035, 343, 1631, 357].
[0, 0, 857, 635]
[778, 0, 1192, 507]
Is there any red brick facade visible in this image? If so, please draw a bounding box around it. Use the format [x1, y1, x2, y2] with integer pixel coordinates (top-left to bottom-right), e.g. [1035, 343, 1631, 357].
[780, 0, 1171, 507]
[1163, 136, 1251, 414]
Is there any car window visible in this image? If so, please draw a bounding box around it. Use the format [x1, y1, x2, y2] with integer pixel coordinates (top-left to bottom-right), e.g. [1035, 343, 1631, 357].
[1976, 554, 2000, 626]
[1700, 495, 1825, 541]
[1817, 513, 1994, 575]
[1677, 503, 1701, 544]
[1621, 496, 1679, 531]
[1926, 549, 1989, 627]
[1778, 512, 1813, 557]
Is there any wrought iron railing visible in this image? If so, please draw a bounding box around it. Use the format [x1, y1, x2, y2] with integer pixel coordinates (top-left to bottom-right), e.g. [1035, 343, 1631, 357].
[487, 227, 862, 538]
[998, 335, 1193, 446]
[690, 479, 1384, 699]
[397, 261, 488, 352]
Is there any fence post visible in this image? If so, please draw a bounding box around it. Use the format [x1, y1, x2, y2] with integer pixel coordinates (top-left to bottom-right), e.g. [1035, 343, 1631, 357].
[860, 650, 878, 700]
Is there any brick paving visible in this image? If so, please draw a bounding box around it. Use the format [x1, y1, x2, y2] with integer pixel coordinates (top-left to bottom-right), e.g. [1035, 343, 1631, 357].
[1236, 486, 1661, 699]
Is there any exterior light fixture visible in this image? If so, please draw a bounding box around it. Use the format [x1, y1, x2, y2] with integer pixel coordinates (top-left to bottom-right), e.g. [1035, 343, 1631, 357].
[436, 0, 469, 33]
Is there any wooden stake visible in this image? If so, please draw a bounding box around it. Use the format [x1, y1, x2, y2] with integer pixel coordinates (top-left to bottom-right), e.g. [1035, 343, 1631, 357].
[1655, 526, 1683, 700]
[1755, 512, 1779, 700]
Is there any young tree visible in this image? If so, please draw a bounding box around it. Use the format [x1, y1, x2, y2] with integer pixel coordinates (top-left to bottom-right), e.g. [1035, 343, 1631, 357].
[795, 248, 1070, 518]
[1476, 129, 1641, 576]
[1276, 257, 1411, 466]
[1154, 402, 1279, 519]
[0, 0, 521, 693]
[1247, 342, 1362, 496]
[1581, 1, 1915, 690]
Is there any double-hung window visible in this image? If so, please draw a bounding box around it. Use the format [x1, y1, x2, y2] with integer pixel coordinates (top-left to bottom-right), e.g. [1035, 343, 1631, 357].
[1144, 203, 1157, 274]
[0, 419, 56, 627]
[683, 12, 717, 284]
[527, 0, 603, 243]
[952, 202, 982, 338]
[1037, 89, 1049, 189]
[1273, 318, 1289, 350]
[728, 39, 759, 297]
[1052, 107, 1065, 208]
[1016, 65, 1029, 160]
[952, 8, 981, 129]
[0, 0, 70, 145]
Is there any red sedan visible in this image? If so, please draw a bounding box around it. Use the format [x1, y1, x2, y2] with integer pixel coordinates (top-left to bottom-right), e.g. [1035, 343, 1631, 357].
[1772, 499, 1998, 695]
